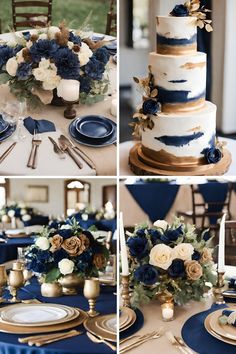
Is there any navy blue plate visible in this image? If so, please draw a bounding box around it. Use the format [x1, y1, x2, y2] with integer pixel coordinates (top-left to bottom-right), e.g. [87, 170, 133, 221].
[75, 115, 114, 139]
[0, 115, 10, 134]
[0, 123, 16, 142]
[69, 118, 116, 147]
[120, 309, 144, 340]
[91, 35, 105, 42]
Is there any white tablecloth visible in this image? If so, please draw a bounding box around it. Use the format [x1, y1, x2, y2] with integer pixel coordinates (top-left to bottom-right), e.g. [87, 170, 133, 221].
[120, 138, 236, 176]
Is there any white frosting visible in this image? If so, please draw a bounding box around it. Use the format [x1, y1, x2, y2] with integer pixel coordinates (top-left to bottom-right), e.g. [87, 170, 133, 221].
[141, 101, 216, 158]
[157, 16, 197, 40]
[149, 52, 206, 99]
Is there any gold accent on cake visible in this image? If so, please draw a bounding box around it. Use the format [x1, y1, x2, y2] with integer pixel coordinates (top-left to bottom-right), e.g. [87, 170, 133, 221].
[188, 126, 202, 132]
[180, 62, 206, 69]
[156, 43, 197, 55]
[162, 98, 205, 113]
[156, 17, 159, 26]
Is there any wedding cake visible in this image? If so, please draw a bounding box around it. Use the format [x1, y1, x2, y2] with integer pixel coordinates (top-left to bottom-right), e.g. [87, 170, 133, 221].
[129, 1, 231, 175]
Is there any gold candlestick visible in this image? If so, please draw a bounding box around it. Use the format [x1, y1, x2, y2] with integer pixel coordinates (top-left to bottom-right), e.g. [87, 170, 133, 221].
[83, 279, 100, 317]
[0, 265, 7, 303]
[213, 271, 225, 304]
[121, 274, 131, 307]
[8, 269, 25, 303]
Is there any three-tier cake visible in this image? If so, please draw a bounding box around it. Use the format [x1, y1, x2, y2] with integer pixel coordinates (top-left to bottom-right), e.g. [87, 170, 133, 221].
[129, 3, 231, 176]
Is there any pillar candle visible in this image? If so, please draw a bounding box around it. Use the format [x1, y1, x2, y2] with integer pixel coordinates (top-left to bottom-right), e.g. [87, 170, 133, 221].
[218, 213, 226, 272]
[120, 212, 129, 276]
[57, 79, 80, 102]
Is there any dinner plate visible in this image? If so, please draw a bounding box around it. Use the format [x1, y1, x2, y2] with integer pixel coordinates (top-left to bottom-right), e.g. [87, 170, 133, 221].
[84, 315, 116, 342]
[69, 118, 116, 147]
[0, 304, 78, 327]
[208, 309, 236, 340]
[95, 314, 117, 335]
[75, 115, 114, 139]
[119, 308, 137, 332]
[0, 123, 16, 142]
[0, 115, 9, 134]
[204, 313, 236, 346]
[0, 307, 87, 334]
[120, 307, 136, 329]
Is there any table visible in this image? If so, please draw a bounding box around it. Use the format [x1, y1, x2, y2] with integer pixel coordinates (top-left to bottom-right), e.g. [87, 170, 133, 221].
[120, 139, 236, 176]
[0, 277, 116, 354]
[0, 237, 34, 264]
[0, 33, 117, 176]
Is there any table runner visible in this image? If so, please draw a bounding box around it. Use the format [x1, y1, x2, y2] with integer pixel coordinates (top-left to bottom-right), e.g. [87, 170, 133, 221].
[0, 237, 34, 264]
[0, 277, 116, 354]
[126, 181, 179, 222]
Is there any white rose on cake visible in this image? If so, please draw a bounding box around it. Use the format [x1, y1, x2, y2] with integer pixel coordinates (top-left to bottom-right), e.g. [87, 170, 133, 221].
[149, 244, 173, 270]
[22, 214, 31, 222]
[173, 243, 194, 261]
[35, 236, 50, 250]
[78, 42, 93, 66]
[8, 210, 15, 218]
[6, 57, 18, 76]
[58, 259, 74, 275]
[153, 220, 168, 231]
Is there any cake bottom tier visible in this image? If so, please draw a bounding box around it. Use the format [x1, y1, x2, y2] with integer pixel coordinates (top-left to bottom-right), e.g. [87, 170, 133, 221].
[141, 101, 216, 164]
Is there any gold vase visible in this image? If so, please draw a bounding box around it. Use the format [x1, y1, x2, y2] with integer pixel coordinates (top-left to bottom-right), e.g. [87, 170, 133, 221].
[41, 282, 63, 297]
[156, 291, 174, 304]
[59, 274, 84, 295]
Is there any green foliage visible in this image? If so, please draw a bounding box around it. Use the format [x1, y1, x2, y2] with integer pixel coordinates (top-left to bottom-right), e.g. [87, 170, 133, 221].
[45, 268, 61, 283]
[0, 72, 11, 84]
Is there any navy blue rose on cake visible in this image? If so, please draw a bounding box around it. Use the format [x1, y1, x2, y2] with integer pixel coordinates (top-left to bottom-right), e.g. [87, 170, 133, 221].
[170, 4, 189, 17]
[202, 146, 222, 164]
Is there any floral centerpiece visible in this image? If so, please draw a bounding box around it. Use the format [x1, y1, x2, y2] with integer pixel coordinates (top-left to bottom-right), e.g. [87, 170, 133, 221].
[126, 218, 217, 307]
[25, 218, 109, 283]
[0, 22, 110, 107]
[0, 202, 32, 223]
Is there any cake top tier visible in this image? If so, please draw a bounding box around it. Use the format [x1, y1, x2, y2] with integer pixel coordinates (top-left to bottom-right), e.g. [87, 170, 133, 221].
[156, 16, 197, 55]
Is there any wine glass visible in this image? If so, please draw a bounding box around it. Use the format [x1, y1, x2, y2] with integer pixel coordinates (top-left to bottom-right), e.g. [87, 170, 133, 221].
[0, 265, 7, 303]
[2, 99, 27, 141]
[8, 269, 25, 302]
[83, 278, 100, 317]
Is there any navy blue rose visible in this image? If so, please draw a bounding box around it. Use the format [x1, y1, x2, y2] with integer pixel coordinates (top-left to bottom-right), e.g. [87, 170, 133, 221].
[134, 264, 159, 285]
[16, 62, 32, 80]
[94, 47, 110, 65]
[161, 225, 183, 244]
[58, 227, 73, 239]
[168, 259, 186, 278]
[53, 249, 68, 264]
[77, 249, 93, 272]
[170, 4, 189, 17]
[54, 47, 80, 80]
[48, 220, 60, 230]
[0, 45, 14, 69]
[69, 32, 82, 46]
[80, 76, 91, 93]
[127, 236, 149, 259]
[27, 258, 47, 273]
[148, 229, 162, 245]
[142, 99, 160, 115]
[29, 39, 59, 62]
[192, 250, 201, 261]
[202, 231, 211, 241]
[85, 57, 105, 80]
[204, 147, 222, 164]
[136, 228, 146, 237]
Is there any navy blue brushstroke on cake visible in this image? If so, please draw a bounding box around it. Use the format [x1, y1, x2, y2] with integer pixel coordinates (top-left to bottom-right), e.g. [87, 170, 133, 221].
[156, 34, 197, 46]
[157, 86, 205, 104]
[155, 132, 204, 147]
[168, 80, 187, 83]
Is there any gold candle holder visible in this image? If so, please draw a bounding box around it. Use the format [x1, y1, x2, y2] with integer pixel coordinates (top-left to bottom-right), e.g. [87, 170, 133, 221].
[63, 100, 78, 119]
[121, 274, 131, 307]
[83, 278, 100, 317]
[0, 265, 7, 303]
[8, 269, 25, 303]
[213, 271, 225, 304]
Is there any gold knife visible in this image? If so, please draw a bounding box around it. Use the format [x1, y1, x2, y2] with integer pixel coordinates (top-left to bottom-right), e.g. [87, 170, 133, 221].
[58, 140, 83, 169]
[48, 136, 66, 159]
[0, 142, 17, 164]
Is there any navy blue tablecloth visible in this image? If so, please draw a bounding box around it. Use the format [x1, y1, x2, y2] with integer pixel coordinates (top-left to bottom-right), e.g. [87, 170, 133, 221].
[74, 217, 117, 234]
[0, 237, 34, 264]
[0, 277, 116, 354]
[126, 181, 179, 222]
[23, 215, 49, 227]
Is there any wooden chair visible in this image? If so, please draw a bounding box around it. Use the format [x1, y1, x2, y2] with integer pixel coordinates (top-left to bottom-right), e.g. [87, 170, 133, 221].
[0, 19, 2, 34]
[12, 0, 53, 31]
[177, 183, 233, 230]
[105, 0, 117, 35]
[213, 221, 236, 266]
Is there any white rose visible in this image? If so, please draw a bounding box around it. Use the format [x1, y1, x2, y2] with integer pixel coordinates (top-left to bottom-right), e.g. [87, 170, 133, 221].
[78, 42, 92, 66]
[26, 40, 33, 49]
[2, 215, 9, 223]
[22, 214, 31, 222]
[20, 209, 27, 215]
[173, 243, 194, 261]
[38, 33, 48, 40]
[35, 236, 50, 250]
[8, 210, 15, 218]
[42, 72, 60, 90]
[153, 220, 168, 231]
[149, 244, 173, 270]
[67, 41, 74, 50]
[7, 39, 18, 47]
[39, 58, 50, 70]
[58, 259, 74, 275]
[33, 67, 48, 82]
[6, 57, 18, 76]
[47, 26, 60, 40]
[16, 49, 24, 64]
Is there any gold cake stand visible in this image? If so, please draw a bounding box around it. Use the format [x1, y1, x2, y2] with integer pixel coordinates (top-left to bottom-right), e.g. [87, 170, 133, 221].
[129, 143, 232, 176]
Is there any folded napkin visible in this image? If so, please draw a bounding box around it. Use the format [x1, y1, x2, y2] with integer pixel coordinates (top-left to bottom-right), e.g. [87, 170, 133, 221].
[219, 310, 236, 326]
[24, 117, 56, 135]
[229, 278, 236, 289]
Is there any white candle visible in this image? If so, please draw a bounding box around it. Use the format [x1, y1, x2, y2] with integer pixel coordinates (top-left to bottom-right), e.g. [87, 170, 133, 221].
[57, 79, 80, 102]
[161, 303, 174, 321]
[120, 212, 129, 276]
[218, 213, 226, 272]
[111, 98, 117, 117]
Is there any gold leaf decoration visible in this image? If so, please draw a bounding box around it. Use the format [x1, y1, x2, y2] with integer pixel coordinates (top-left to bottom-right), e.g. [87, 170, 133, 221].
[133, 77, 140, 83]
[150, 88, 158, 98]
[197, 20, 204, 29]
[205, 24, 213, 32]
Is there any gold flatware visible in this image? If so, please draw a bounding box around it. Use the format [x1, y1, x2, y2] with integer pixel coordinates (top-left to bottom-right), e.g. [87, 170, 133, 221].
[86, 331, 116, 351]
[175, 336, 194, 354]
[48, 136, 66, 159]
[59, 135, 96, 171]
[58, 139, 83, 169]
[0, 142, 17, 164]
[34, 330, 82, 347]
[27, 131, 42, 169]
[120, 332, 154, 345]
[120, 330, 163, 353]
[120, 331, 156, 351]
[19, 330, 76, 344]
[165, 331, 188, 354]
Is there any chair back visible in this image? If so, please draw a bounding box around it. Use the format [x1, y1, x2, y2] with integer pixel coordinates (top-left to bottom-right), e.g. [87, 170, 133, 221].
[105, 0, 117, 35]
[12, 0, 53, 31]
[213, 220, 236, 266]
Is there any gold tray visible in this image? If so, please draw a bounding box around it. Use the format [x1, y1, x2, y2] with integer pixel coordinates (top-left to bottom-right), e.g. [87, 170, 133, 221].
[0, 308, 88, 334]
[84, 315, 117, 342]
[204, 312, 236, 346]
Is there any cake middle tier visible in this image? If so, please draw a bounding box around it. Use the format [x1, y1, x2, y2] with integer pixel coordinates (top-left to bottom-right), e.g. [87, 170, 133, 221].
[141, 101, 216, 164]
[149, 51, 206, 113]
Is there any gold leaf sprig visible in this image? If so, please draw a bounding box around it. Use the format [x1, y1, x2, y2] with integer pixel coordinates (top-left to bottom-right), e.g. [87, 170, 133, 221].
[215, 137, 227, 152]
[184, 0, 213, 32]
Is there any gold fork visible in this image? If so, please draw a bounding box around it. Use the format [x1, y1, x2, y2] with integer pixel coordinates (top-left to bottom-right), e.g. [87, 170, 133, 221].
[120, 329, 163, 353]
[27, 130, 42, 169]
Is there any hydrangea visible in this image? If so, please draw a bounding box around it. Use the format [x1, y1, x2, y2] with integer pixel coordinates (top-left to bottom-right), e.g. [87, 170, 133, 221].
[53, 249, 68, 264]
[76, 249, 93, 272]
[80, 76, 91, 93]
[94, 47, 110, 65]
[16, 62, 32, 80]
[84, 57, 105, 80]
[69, 32, 82, 46]
[0, 45, 14, 69]
[54, 47, 80, 80]
[29, 39, 59, 62]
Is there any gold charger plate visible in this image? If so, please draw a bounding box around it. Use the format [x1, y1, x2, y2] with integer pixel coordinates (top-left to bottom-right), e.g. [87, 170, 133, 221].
[208, 309, 236, 340]
[0, 307, 87, 334]
[96, 314, 117, 335]
[120, 307, 135, 328]
[119, 308, 136, 332]
[84, 315, 117, 342]
[204, 312, 236, 346]
[0, 303, 78, 327]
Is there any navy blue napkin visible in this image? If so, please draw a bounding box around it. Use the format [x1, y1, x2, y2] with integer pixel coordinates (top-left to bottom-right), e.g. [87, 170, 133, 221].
[24, 116, 56, 135]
